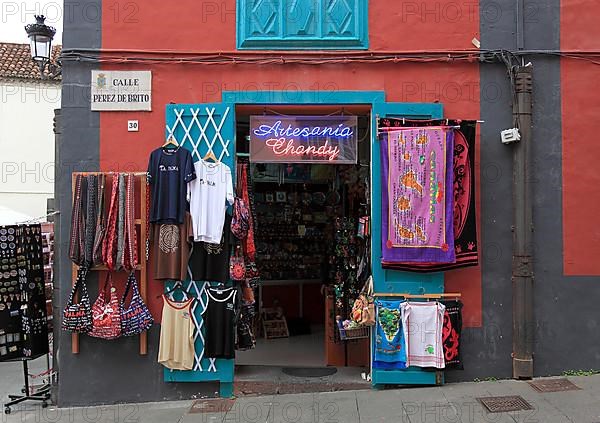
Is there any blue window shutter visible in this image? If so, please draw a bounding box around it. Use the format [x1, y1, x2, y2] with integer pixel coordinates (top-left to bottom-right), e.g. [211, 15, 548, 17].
[237, 0, 368, 50]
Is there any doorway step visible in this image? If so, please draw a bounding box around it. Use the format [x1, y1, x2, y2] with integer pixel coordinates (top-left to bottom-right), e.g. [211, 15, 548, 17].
[234, 365, 370, 397]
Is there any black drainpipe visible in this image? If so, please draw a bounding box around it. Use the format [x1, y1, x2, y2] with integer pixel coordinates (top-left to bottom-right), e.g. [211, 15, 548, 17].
[511, 65, 534, 379]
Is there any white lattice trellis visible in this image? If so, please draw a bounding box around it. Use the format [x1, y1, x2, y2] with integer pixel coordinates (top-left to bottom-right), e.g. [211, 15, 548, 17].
[164, 104, 235, 376]
[165, 106, 232, 162]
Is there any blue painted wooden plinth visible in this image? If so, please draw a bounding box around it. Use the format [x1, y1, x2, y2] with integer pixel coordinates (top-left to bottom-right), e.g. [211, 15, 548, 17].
[372, 367, 444, 387]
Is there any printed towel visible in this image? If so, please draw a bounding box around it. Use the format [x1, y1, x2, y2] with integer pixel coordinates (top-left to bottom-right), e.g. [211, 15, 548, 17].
[381, 119, 478, 271]
[380, 127, 455, 263]
[373, 300, 407, 369]
[401, 301, 446, 369]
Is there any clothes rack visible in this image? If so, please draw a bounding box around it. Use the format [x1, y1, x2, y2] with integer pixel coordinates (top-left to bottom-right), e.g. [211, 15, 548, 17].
[374, 117, 484, 135]
[373, 292, 462, 299]
[70, 172, 149, 355]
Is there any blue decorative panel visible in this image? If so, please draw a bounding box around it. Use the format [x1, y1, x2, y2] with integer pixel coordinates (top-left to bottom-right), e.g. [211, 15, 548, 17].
[237, 0, 368, 49]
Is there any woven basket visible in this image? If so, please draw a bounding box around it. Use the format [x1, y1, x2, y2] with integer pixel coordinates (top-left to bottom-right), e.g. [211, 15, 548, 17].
[336, 319, 370, 341]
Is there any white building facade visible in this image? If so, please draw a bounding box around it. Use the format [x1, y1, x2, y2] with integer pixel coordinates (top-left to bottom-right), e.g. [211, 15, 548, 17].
[0, 43, 61, 221]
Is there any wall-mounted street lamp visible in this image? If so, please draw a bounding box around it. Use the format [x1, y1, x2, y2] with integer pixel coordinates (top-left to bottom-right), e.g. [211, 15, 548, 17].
[25, 15, 60, 79]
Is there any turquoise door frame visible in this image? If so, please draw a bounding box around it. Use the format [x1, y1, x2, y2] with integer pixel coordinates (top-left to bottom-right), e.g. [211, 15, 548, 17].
[165, 92, 445, 396]
[370, 102, 445, 387]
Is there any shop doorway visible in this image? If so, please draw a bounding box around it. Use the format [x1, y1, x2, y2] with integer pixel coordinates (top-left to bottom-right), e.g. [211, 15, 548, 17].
[164, 93, 445, 395]
[234, 105, 371, 372]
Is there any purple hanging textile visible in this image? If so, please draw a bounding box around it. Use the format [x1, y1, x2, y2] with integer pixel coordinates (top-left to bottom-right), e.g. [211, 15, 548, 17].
[380, 126, 455, 263]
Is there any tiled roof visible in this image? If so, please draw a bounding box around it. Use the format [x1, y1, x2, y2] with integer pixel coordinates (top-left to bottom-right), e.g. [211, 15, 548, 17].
[0, 42, 61, 82]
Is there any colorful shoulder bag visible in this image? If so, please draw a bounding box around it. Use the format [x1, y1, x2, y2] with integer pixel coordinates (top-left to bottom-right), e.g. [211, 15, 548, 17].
[62, 266, 93, 333]
[120, 272, 153, 336]
[351, 276, 375, 326]
[88, 272, 122, 340]
[229, 245, 246, 282]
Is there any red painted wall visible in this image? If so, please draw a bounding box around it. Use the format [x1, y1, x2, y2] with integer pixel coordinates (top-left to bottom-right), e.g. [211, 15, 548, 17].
[561, 0, 600, 276]
[102, 0, 479, 51]
[99, 0, 482, 326]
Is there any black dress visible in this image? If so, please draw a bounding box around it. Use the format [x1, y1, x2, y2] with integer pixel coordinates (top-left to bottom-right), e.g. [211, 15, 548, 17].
[203, 287, 236, 359]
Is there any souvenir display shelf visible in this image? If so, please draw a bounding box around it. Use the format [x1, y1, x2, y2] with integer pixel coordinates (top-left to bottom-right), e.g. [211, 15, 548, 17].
[254, 181, 336, 282]
[70, 172, 149, 355]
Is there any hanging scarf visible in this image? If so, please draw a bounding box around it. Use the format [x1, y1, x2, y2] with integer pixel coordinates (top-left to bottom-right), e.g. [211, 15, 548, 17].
[116, 173, 126, 270]
[246, 163, 258, 232]
[69, 175, 85, 266]
[92, 174, 107, 267]
[103, 174, 120, 270]
[237, 162, 256, 260]
[84, 175, 98, 267]
[123, 173, 138, 271]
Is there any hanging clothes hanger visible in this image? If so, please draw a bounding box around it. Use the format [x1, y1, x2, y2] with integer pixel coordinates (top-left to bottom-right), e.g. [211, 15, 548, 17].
[159, 281, 193, 299]
[162, 134, 179, 150]
[203, 149, 218, 163]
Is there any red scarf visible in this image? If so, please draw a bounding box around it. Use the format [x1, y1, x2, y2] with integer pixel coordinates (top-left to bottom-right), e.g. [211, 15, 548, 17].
[238, 163, 256, 260]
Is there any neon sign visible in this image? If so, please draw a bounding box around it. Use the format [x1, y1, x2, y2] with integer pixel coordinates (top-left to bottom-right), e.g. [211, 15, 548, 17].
[250, 116, 358, 164]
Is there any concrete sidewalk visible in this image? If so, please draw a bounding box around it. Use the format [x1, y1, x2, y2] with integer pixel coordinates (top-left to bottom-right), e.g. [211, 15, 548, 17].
[3, 374, 600, 422]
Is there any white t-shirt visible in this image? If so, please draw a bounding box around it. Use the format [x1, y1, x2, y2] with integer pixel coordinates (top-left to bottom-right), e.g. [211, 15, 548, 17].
[188, 160, 234, 243]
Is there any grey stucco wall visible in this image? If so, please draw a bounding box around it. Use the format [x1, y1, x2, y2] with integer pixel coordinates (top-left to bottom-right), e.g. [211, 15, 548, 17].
[450, 0, 600, 383]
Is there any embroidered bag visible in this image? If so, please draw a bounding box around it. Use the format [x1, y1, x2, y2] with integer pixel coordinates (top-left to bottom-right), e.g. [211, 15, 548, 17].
[231, 197, 250, 240]
[245, 260, 261, 289]
[120, 271, 153, 336]
[62, 266, 93, 333]
[230, 245, 246, 282]
[351, 276, 375, 326]
[89, 272, 122, 339]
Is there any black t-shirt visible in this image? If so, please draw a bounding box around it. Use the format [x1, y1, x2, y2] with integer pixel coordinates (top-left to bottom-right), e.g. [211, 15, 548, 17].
[203, 287, 236, 359]
[147, 147, 196, 224]
[189, 215, 232, 283]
